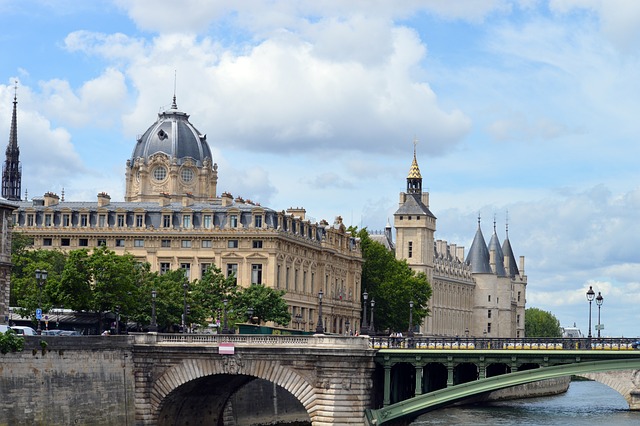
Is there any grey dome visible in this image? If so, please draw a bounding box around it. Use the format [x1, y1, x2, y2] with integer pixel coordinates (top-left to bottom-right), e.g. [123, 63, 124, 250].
[130, 98, 212, 167]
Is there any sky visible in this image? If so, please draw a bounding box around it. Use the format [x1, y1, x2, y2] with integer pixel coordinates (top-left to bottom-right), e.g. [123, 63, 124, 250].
[1, 0, 639, 338]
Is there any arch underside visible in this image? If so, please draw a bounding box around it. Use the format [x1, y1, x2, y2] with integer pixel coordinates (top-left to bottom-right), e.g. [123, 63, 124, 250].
[150, 358, 316, 424]
[367, 358, 640, 425]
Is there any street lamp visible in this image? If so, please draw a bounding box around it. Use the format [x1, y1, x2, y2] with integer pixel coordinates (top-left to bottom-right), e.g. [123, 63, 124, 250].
[345, 319, 350, 336]
[149, 289, 158, 332]
[586, 286, 595, 341]
[34, 269, 48, 335]
[115, 305, 120, 335]
[182, 281, 189, 333]
[370, 299, 376, 336]
[595, 291, 604, 339]
[221, 299, 230, 334]
[315, 290, 324, 334]
[408, 300, 414, 338]
[294, 312, 303, 330]
[247, 307, 254, 324]
[360, 290, 369, 335]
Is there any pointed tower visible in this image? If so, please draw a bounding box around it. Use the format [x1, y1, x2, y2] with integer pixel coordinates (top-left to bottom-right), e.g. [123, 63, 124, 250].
[501, 221, 520, 278]
[466, 216, 492, 274]
[487, 218, 507, 277]
[394, 140, 436, 280]
[2, 83, 22, 201]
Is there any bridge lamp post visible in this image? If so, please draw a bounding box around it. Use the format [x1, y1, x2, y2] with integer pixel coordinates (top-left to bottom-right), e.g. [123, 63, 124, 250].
[221, 299, 230, 334]
[408, 300, 414, 338]
[586, 286, 595, 342]
[360, 290, 368, 335]
[182, 281, 189, 333]
[370, 299, 375, 336]
[247, 307, 254, 324]
[149, 290, 158, 332]
[35, 269, 47, 335]
[596, 292, 604, 339]
[315, 290, 324, 334]
[294, 312, 302, 330]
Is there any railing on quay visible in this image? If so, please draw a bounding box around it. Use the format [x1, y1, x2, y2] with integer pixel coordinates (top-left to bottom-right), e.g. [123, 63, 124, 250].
[368, 335, 640, 351]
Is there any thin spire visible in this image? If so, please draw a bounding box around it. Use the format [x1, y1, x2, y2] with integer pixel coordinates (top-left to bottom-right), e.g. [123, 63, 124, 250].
[2, 80, 22, 201]
[493, 213, 497, 233]
[61, 187, 65, 202]
[171, 70, 178, 109]
[505, 209, 509, 238]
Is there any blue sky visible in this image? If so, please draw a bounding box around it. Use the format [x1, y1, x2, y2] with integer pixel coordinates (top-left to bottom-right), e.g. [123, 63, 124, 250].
[1, 0, 639, 337]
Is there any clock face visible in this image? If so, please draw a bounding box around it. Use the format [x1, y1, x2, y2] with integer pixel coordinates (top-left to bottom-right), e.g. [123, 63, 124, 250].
[153, 166, 167, 181]
[181, 167, 194, 183]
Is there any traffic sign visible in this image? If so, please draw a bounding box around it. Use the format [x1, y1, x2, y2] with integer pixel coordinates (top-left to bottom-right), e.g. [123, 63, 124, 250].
[595, 324, 604, 330]
[35, 308, 42, 320]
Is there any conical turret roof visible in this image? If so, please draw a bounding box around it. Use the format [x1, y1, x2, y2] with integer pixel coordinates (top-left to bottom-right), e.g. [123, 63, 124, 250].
[466, 217, 492, 274]
[502, 225, 520, 278]
[488, 222, 507, 277]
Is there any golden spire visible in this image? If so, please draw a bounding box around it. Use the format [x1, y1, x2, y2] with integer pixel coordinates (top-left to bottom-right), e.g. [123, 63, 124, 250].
[407, 137, 422, 179]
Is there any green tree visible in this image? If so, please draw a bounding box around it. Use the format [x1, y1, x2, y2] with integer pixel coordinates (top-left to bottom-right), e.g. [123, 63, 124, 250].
[355, 228, 432, 334]
[142, 269, 190, 332]
[525, 307, 562, 337]
[189, 265, 239, 329]
[234, 284, 291, 326]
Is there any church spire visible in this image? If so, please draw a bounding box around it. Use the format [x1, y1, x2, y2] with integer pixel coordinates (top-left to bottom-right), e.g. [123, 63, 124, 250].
[2, 81, 22, 201]
[407, 137, 422, 194]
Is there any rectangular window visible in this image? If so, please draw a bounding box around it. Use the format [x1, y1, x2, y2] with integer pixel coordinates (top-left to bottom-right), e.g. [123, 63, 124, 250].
[43, 238, 52, 246]
[81, 214, 88, 227]
[79, 238, 89, 247]
[252, 240, 263, 249]
[517, 291, 521, 302]
[251, 264, 263, 284]
[161, 239, 171, 248]
[201, 263, 211, 277]
[228, 240, 238, 248]
[229, 214, 238, 228]
[117, 214, 125, 227]
[517, 314, 521, 325]
[227, 263, 238, 281]
[488, 309, 492, 319]
[115, 239, 125, 247]
[61, 238, 70, 246]
[62, 214, 70, 227]
[98, 214, 106, 227]
[488, 295, 491, 302]
[163, 214, 171, 228]
[203, 214, 212, 229]
[136, 214, 144, 227]
[254, 215, 263, 228]
[311, 272, 315, 294]
[97, 239, 106, 247]
[26, 214, 34, 226]
[181, 263, 191, 279]
[487, 323, 492, 334]
[181, 240, 192, 248]
[160, 262, 171, 275]
[134, 239, 144, 247]
[45, 214, 52, 227]
[201, 240, 212, 248]
[182, 215, 191, 229]
[408, 241, 413, 258]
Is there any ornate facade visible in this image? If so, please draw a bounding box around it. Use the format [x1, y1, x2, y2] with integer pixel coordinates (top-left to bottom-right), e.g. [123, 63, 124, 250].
[11, 99, 362, 334]
[375, 147, 527, 338]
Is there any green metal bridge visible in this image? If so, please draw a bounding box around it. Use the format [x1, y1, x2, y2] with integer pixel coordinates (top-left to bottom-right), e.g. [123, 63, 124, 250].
[365, 339, 640, 425]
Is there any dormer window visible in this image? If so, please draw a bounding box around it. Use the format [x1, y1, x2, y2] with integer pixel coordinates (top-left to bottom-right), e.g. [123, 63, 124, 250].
[157, 129, 168, 140]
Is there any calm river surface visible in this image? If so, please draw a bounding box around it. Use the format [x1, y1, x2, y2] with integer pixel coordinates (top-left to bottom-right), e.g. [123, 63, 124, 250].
[410, 380, 640, 426]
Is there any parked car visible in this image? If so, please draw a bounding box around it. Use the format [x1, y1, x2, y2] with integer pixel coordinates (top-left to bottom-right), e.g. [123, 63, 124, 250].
[0, 325, 14, 333]
[41, 329, 63, 336]
[632, 340, 640, 349]
[59, 330, 81, 336]
[11, 326, 37, 336]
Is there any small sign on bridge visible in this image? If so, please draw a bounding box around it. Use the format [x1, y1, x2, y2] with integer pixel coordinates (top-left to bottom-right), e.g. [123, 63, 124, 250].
[219, 342, 235, 355]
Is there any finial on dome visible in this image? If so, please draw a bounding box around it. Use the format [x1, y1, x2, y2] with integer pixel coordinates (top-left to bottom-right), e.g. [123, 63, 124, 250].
[172, 69, 178, 109]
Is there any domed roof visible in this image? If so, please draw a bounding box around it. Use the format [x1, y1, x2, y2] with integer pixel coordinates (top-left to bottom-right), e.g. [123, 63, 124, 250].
[130, 97, 212, 167]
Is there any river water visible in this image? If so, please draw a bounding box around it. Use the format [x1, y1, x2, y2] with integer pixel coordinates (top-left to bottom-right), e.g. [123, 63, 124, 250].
[410, 380, 640, 425]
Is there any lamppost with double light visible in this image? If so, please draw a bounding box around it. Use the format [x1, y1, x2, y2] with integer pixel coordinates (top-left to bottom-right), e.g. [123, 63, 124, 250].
[370, 299, 375, 335]
[182, 281, 189, 333]
[360, 290, 369, 335]
[149, 289, 158, 332]
[221, 299, 230, 334]
[586, 286, 595, 341]
[315, 290, 324, 334]
[408, 300, 414, 338]
[35, 269, 48, 335]
[596, 291, 604, 339]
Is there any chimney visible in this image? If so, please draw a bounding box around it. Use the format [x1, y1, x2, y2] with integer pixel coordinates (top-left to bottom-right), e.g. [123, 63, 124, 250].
[456, 246, 465, 262]
[286, 207, 306, 220]
[221, 192, 233, 207]
[182, 192, 194, 207]
[97, 192, 111, 207]
[489, 249, 496, 273]
[43, 192, 60, 207]
[519, 256, 525, 278]
[159, 192, 171, 207]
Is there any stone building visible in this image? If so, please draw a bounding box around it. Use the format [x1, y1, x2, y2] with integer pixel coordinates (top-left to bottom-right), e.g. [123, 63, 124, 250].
[0, 198, 16, 325]
[9, 98, 362, 334]
[373, 147, 527, 338]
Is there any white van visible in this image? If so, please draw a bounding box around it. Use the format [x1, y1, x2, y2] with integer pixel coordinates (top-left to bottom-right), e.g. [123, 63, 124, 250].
[0, 324, 12, 333]
[11, 326, 37, 336]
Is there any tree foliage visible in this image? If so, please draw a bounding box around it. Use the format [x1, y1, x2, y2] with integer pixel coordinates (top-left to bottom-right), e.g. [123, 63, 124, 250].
[354, 228, 432, 334]
[525, 307, 562, 338]
[234, 284, 291, 326]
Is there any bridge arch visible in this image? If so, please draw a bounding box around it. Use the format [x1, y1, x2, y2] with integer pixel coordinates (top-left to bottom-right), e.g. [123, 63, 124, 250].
[150, 357, 317, 424]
